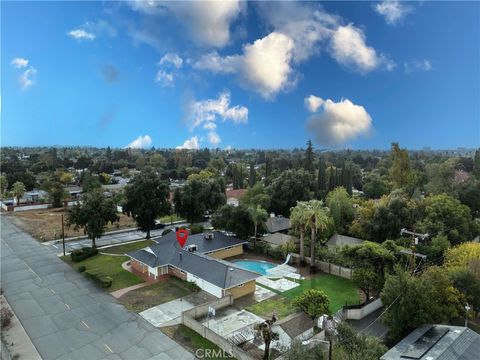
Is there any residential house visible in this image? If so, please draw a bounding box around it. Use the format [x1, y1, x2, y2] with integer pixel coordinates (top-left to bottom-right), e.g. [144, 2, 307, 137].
[266, 214, 291, 234]
[326, 234, 364, 249]
[127, 231, 260, 299]
[380, 324, 480, 360]
[272, 312, 315, 350]
[261, 233, 298, 249]
[226, 189, 246, 207]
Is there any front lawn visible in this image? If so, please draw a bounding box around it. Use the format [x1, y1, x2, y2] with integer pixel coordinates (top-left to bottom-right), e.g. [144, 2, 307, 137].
[159, 214, 185, 224]
[62, 254, 143, 292]
[282, 274, 360, 312]
[101, 239, 155, 255]
[118, 276, 195, 312]
[246, 295, 297, 319]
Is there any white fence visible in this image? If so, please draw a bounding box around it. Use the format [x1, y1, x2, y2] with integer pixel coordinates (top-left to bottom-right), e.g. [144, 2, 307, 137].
[343, 299, 383, 320]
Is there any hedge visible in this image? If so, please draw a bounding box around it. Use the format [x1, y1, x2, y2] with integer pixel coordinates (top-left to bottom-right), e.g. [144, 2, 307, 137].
[70, 247, 98, 262]
[84, 270, 113, 288]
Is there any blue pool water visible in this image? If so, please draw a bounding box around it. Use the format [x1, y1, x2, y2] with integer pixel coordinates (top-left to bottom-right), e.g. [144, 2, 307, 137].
[232, 260, 277, 276]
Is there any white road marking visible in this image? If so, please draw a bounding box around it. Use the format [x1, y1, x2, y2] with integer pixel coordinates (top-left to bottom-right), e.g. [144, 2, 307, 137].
[65, 303, 70, 310]
[104, 344, 114, 353]
[81, 320, 90, 329]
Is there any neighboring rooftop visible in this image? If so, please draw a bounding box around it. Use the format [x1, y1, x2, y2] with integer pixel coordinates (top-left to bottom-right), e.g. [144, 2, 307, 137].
[226, 189, 247, 200]
[326, 234, 364, 248]
[276, 312, 314, 339]
[266, 215, 291, 233]
[262, 233, 298, 247]
[380, 324, 480, 360]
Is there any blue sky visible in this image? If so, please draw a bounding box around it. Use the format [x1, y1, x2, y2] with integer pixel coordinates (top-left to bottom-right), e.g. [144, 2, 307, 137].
[2, 1, 479, 150]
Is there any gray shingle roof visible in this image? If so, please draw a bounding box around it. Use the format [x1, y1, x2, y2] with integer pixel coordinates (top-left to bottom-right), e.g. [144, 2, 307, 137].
[127, 231, 259, 289]
[326, 234, 364, 247]
[277, 312, 314, 339]
[266, 216, 291, 233]
[380, 325, 480, 360]
[262, 233, 298, 247]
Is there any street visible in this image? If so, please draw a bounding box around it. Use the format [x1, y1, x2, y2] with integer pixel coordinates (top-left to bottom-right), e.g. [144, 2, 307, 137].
[0, 217, 194, 360]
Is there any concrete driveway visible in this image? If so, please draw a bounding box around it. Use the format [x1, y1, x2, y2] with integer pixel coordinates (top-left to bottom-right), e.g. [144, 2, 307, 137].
[0, 217, 193, 360]
[140, 299, 195, 327]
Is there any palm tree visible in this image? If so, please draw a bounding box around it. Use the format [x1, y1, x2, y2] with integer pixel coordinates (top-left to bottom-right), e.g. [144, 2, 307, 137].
[290, 201, 309, 265]
[249, 205, 268, 246]
[254, 315, 279, 360]
[305, 200, 331, 273]
[12, 181, 26, 206]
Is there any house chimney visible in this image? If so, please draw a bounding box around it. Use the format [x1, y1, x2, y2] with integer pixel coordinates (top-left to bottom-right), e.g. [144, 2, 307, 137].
[270, 213, 275, 218]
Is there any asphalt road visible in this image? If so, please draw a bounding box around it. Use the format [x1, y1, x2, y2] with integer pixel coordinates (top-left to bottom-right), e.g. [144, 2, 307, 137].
[0, 217, 194, 360]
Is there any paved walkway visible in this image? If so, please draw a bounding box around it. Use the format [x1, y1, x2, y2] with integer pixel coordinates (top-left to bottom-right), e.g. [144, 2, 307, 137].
[0, 217, 194, 360]
[110, 282, 153, 299]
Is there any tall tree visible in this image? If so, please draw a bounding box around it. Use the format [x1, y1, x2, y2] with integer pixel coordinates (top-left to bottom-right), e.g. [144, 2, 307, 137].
[389, 143, 413, 190]
[12, 181, 26, 205]
[0, 175, 8, 198]
[67, 190, 119, 248]
[305, 200, 331, 272]
[304, 139, 315, 172]
[326, 187, 355, 234]
[249, 205, 268, 245]
[123, 169, 171, 239]
[290, 201, 310, 265]
[328, 166, 336, 192]
[249, 163, 256, 187]
[473, 149, 480, 179]
[241, 182, 271, 210]
[317, 160, 326, 194]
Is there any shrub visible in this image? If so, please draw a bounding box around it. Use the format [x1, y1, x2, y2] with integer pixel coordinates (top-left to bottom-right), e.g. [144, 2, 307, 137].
[70, 247, 98, 262]
[1, 307, 14, 329]
[186, 281, 201, 292]
[162, 229, 173, 236]
[78, 265, 86, 273]
[84, 270, 112, 288]
[189, 223, 204, 234]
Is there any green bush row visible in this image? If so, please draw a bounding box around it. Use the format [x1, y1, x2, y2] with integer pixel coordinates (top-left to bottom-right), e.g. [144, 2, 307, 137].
[70, 247, 98, 262]
[84, 270, 113, 288]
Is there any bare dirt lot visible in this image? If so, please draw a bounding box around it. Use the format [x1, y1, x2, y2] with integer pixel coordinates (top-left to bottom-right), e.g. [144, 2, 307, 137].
[5, 208, 137, 241]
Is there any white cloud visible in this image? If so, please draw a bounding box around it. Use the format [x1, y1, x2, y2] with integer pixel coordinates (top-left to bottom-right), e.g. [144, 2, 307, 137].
[374, 1, 412, 25]
[19, 68, 37, 90]
[329, 24, 394, 73]
[404, 59, 433, 73]
[195, 32, 295, 99]
[176, 136, 200, 150]
[208, 131, 221, 145]
[125, 135, 152, 149]
[187, 92, 248, 130]
[203, 122, 217, 130]
[129, 0, 244, 48]
[11, 58, 29, 69]
[305, 95, 325, 113]
[158, 53, 183, 69]
[67, 29, 96, 40]
[306, 97, 373, 146]
[155, 70, 174, 87]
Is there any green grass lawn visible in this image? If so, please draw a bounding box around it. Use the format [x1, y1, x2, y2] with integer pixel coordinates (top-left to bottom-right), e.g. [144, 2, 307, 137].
[282, 274, 360, 312]
[159, 214, 185, 224]
[101, 239, 155, 255]
[118, 277, 195, 312]
[246, 295, 297, 319]
[62, 254, 143, 292]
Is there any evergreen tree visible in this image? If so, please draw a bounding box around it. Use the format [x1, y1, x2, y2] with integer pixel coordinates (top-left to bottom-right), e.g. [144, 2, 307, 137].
[347, 166, 353, 195]
[473, 149, 480, 179]
[328, 167, 335, 192]
[317, 160, 326, 192]
[249, 163, 256, 187]
[304, 139, 315, 172]
[265, 155, 272, 184]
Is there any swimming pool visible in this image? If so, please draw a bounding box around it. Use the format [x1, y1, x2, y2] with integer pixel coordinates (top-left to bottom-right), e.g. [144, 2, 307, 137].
[231, 259, 277, 276]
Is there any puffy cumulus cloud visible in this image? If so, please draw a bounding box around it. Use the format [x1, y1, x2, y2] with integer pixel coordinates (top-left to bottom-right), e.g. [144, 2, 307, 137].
[67, 29, 96, 40]
[374, 1, 412, 25]
[176, 136, 200, 150]
[187, 91, 248, 130]
[11, 58, 29, 69]
[155, 70, 174, 87]
[208, 131, 221, 145]
[195, 32, 295, 99]
[125, 135, 152, 149]
[129, 0, 244, 48]
[255, 2, 339, 63]
[186, 92, 247, 146]
[404, 59, 433, 73]
[19, 68, 37, 90]
[158, 53, 183, 68]
[306, 97, 373, 146]
[329, 24, 395, 73]
[305, 95, 325, 113]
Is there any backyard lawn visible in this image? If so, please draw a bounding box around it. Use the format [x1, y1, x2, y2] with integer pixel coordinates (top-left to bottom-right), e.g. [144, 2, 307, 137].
[101, 239, 155, 255]
[246, 295, 296, 319]
[118, 277, 195, 312]
[62, 254, 143, 292]
[283, 274, 360, 312]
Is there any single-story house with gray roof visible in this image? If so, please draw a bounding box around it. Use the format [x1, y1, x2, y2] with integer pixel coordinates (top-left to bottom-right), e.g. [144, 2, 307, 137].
[326, 234, 365, 248]
[262, 233, 298, 248]
[266, 214, 291, 234]
[127, 231, 260, 299]
[272, 312, 315, 350]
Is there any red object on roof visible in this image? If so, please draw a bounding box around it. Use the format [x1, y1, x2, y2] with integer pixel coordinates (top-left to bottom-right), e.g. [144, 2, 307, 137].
[226, 189, 247, 199]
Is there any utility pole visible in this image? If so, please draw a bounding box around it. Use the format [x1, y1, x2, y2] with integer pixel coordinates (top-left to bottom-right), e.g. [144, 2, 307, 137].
[400, 228, 429, 273]
[61, 214, 66, 256]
